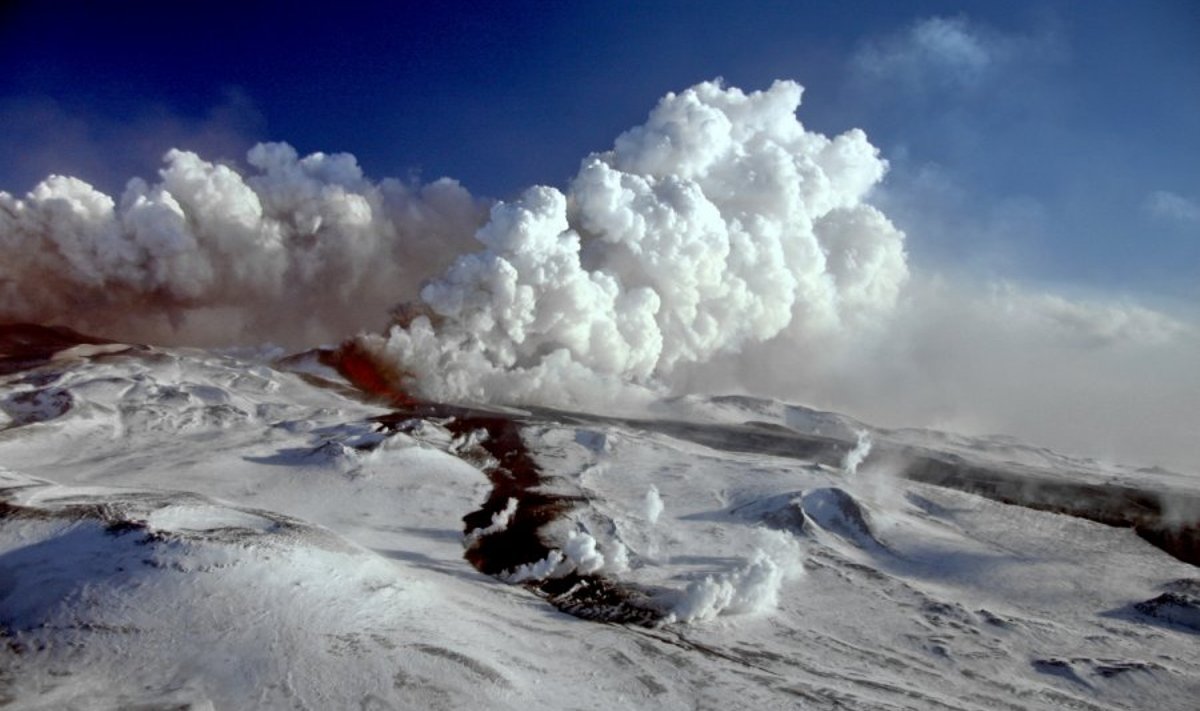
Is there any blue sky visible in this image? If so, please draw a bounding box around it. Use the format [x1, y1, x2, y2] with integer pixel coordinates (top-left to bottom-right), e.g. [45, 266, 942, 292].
[2, 0, 1197, 303]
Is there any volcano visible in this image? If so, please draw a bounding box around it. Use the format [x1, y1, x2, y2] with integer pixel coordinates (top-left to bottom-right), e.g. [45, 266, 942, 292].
[0, 323, 1197, 709]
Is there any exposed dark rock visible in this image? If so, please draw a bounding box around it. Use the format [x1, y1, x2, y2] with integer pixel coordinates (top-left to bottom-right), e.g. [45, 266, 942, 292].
[1134, 583, 1200, 631]
[0, 323, 112, 375]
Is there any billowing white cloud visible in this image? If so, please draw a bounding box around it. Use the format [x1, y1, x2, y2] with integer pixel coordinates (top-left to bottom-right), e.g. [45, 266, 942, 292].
[3, 78, 1194, 471]
[361, 80, 909, 407]
[0, 143, 486, 346]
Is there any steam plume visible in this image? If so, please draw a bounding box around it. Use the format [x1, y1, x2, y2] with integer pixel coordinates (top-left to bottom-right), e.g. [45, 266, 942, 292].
[3, 78, 1194, 470]
[2, 81, 904, 383]
[360, 80, 907, 406]
[1, 143, 486, 346]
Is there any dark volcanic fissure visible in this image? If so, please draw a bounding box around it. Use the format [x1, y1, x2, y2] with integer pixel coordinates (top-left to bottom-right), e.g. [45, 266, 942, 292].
[5, 323, 1194, 632]
[324, 340, 666, 624]
[372, 404, 665, 625]
[327, 336, 1200, 614]
[0, 323, 112, 376]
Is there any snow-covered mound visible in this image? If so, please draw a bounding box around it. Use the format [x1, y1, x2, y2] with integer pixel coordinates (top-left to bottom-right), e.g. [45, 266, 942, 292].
[0, 470, 422, 708]
[2, 326, 1199, 709]
[1133, 579, 1200, 632]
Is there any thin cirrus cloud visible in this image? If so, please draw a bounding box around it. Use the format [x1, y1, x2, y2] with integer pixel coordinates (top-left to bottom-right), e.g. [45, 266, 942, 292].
[843, 14, 1066, 267]
[1145, 190, 1200, 226]
[848, 15, 1057, 92]
[854, 16, 993, 88]
[814, 14, 1199, 471]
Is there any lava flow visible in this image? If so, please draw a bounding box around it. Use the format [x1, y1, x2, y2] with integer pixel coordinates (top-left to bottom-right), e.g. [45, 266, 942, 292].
[325, 339, 665, 625]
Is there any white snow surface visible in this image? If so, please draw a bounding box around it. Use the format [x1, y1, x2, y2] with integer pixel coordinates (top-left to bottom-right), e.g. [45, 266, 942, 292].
[1, 346, 1198, 710]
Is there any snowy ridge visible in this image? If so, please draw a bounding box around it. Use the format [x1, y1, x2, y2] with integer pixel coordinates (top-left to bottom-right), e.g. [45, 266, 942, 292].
[1, 328, 1199, 709]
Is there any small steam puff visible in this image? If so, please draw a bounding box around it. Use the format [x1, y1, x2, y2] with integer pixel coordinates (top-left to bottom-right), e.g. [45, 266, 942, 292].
[361, 80, 908, 406]
[503, 530, 629, 583]
[464, 497, 518, 547]
[0, 143, 486, 346]
[644, 485, 664, 525]
[669, 530, 803, 623]
[842, 429, 872, 476]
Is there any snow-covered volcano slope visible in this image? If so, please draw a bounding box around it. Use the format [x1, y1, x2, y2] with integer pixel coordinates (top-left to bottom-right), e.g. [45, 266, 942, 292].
[1, 326, 1198, 710]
